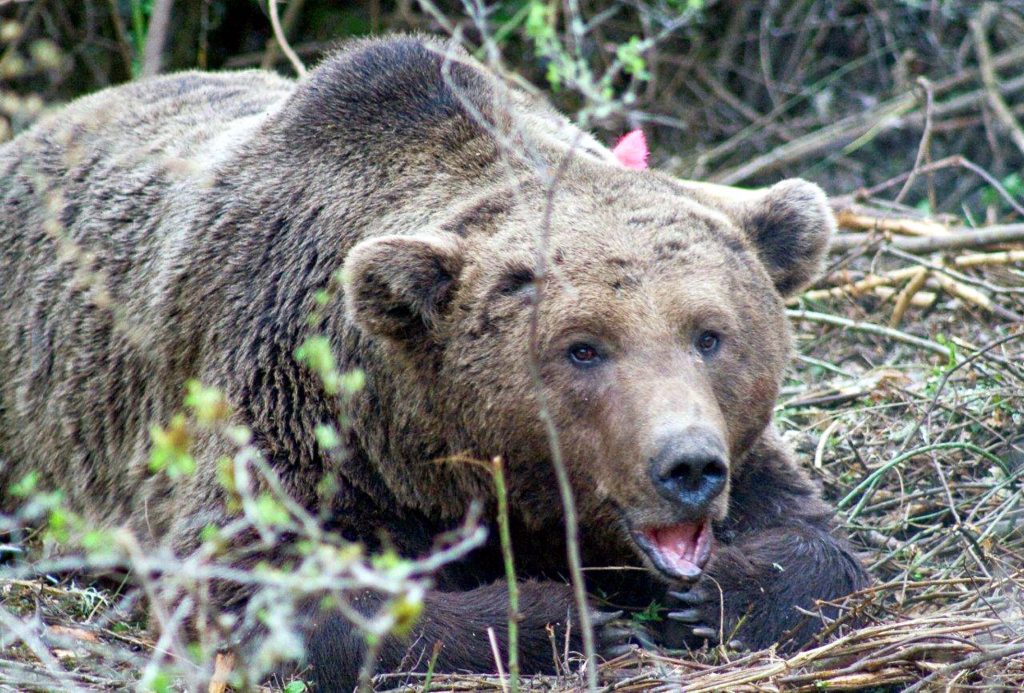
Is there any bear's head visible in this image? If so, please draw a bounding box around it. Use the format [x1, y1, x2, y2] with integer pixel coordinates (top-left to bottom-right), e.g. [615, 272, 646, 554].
[321, 36, 833, 581]
[343, 169, 832, 581]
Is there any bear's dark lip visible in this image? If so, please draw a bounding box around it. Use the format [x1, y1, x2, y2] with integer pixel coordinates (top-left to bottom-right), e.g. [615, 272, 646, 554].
[630, 519, 713, 581]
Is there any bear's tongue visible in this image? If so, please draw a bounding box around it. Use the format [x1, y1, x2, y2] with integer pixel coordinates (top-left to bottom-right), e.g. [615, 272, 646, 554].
[644, 520, 713, 579]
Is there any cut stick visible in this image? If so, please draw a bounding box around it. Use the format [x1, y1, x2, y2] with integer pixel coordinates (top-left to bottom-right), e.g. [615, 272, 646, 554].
[801, 268, 923, 301]
[874, 285, 936, 308]
[208, 652, 235, 693]
[787, 309, 949, 356]
[831, 223, 1024, 252]
[803, 270, 992, 313]
[835, 209, 950, 237]
[889, 268, 930, 327]
[954, 249, 1024, 266]
[796, 283, 935, 307]
[930, 273, 993, 312]
[808, 249, 1024, 302]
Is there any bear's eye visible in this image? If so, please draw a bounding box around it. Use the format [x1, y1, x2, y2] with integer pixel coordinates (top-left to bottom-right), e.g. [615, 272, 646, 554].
[567, 342, 601, 366]
[696, 331, 721, 356]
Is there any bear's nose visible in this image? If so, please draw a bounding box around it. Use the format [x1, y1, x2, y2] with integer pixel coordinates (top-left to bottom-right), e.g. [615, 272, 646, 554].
[650, 429, 728, 516]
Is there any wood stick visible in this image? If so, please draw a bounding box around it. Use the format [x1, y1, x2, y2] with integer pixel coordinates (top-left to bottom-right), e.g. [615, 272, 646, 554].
[802, 267, 923, 300]
[812, 250, 1024, 301]
[712, 97, 917, 184]
[954, 249, 1024, 266]
[797, 282, 935, 307]
[971, 4, 1024, 158]
[889, 268, 929, 327]
[835, 209, 950, 237]
[841, 155, 1024, 216]
[269, 0, 307, 77]
[875, 285, 936, 308]
[208, 652, 235, 693]
[695, 45, 1024, 182]
[140, 0, 174, 78]
[930, 273, 994, 313]
[787, 309, 949, 356]
[830, 224, 1024, 253]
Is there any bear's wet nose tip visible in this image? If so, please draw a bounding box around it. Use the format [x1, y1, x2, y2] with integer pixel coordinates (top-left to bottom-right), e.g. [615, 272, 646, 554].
[651, 430, 728, 515]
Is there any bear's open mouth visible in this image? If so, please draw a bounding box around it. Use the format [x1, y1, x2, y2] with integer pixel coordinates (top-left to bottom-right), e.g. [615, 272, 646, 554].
[632, 520, 713, 580]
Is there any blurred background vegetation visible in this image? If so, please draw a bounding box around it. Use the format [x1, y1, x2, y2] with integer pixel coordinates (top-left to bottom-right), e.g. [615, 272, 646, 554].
[3, 0, 1024, 216]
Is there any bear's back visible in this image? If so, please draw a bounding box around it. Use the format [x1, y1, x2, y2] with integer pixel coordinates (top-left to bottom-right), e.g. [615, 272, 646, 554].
[0, 71, 294, 517]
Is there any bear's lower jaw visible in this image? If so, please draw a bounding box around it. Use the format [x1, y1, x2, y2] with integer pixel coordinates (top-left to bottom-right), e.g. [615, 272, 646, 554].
[632, 520, 713, 580]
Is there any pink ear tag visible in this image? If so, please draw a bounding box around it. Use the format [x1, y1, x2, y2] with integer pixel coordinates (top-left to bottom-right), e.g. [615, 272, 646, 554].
[612, 129, 649, 170]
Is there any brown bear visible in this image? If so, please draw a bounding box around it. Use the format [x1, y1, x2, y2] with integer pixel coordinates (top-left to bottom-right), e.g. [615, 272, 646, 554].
[0, 35, 869, 689]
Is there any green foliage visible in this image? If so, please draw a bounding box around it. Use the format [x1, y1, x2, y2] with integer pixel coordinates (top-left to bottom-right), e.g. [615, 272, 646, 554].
[9, 471, 38, 498]
[296, 335, 364, 403]
[295, 336, 342, 394]
[145, 670, 172, 693]
[934, 333, 958, 370]
[631, 599, 664, 623]
[387, 591, 424, 636]
[129, 0, 152, 77]
[255, 492, 291, 528]
[981, 172, 1024, 214]
[80, 528, 118, 557]
[148, 413, 196, 478]
[184, 380, 230, 424]
[616, 36, 651, 80]
[520, 0, 663, 108]
[314, 423, 341, 450]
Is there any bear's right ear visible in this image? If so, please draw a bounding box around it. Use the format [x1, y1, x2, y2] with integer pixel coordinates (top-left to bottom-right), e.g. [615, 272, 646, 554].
[343, 234, 464, 345]
[673, 179, 835, 297]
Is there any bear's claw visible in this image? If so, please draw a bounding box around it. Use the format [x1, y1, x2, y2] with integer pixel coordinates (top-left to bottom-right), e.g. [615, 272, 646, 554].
[665, 586, 726, 648]
[667, 608, 702, 623]
[690, 625, 718, 641]
[668, 588, 708, 605]
[597, 612, 656, 660]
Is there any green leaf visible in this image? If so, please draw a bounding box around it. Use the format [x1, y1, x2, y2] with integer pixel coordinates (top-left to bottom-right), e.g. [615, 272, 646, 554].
[616, 36, 650, 80]
[340, 368, 365, 393]
[9, 471, 37, 498]
[314, 423, 341, 450]
[255, 493, 290, 528]
[184, 380, 229, 424]
[148, 414, 195, 478]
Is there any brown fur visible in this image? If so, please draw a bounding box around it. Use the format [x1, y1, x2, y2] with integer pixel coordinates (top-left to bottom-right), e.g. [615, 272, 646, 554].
[0, 36, 868, 689]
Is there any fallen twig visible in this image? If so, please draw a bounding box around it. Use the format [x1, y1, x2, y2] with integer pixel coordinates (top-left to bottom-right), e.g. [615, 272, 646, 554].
[834, 208, 950, 237]
[787, 309, 949, 356]
[269, 0, 307, 77]
[971, 3, 1024, 158]
[831, 223, 1024, 253]
[839, 155, 1024, 217]
[889, 267, 929, 327]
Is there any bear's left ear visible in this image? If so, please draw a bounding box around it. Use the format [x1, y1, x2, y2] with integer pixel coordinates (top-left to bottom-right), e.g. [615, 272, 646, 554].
[343, 234, 463, 345]
[675, 178, 835, 297]
[738, 179, 834, 296]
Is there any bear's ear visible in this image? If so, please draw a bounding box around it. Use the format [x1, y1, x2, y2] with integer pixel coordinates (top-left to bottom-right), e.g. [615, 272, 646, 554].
[343, 234, 463, 344]
[740, 180, 834, 296]
[676, 179, 835, 297]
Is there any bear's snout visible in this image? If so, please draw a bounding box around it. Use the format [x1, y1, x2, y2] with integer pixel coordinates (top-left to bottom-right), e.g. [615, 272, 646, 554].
[649, 427, 728, 518]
